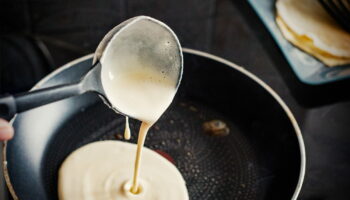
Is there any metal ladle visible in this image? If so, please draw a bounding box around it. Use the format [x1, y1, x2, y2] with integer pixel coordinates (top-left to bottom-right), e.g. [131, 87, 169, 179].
[0, 16, 183, 121]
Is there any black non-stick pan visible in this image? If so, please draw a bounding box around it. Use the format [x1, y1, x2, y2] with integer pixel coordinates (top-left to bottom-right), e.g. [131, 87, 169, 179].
[2, 48, 305, 200]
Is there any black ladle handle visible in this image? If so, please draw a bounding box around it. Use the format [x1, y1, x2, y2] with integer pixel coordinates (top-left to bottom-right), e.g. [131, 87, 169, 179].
[0, 83, 82, 121]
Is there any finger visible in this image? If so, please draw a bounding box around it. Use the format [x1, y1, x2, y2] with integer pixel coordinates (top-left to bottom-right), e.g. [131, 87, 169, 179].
[0, 119, 14, 141]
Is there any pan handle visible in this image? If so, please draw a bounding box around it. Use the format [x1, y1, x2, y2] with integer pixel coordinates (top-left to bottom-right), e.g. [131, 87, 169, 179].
[0, 83, 83, 121]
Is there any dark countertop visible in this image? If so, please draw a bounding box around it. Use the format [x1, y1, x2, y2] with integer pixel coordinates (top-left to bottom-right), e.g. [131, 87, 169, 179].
[1, 0, 350, 199]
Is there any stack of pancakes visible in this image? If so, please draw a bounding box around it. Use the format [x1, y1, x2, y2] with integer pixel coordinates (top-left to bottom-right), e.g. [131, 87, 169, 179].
[276, 0, 350, 67]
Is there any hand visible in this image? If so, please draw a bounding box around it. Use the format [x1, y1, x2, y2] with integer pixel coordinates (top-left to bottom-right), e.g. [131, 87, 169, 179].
[0, 118, 14, 141]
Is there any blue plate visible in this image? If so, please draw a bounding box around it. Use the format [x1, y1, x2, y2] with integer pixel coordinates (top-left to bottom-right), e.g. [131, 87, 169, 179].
[247, 0, 350, 85]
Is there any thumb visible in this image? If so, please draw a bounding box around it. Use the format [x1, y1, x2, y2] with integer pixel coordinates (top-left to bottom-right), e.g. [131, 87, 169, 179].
[0, 119, 14, 141]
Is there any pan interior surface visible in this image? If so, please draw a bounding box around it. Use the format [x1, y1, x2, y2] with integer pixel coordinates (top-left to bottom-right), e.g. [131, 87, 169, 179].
[5, 51, 302, 200]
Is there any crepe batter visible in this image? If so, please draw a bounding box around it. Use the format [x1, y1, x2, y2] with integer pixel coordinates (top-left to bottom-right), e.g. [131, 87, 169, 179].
[58, 17, 186, 199]
[102, 63, 179, 190]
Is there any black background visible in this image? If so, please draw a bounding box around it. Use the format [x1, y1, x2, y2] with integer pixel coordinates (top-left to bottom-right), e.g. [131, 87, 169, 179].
[1, 0, 350, 199]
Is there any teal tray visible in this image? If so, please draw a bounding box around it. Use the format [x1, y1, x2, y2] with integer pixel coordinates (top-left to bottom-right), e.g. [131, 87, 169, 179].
[247, 0, 350, 85]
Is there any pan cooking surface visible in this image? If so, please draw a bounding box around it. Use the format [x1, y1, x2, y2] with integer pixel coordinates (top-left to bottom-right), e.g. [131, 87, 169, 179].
[43, 100, 259, 200]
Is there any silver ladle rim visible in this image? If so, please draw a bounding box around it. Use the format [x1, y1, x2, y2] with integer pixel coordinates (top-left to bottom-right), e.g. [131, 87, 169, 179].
[90, 15, 183, 116]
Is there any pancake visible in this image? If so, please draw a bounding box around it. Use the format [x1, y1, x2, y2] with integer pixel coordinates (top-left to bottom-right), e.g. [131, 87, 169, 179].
[58, 141, 189, 200]
[276, 0, 350, 66]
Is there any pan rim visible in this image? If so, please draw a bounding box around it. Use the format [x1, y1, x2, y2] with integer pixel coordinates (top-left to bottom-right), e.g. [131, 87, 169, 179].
[2, 48, 306, 200]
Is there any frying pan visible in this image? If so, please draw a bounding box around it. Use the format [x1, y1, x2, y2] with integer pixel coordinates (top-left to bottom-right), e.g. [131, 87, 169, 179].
[2, 48, 305, 200]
